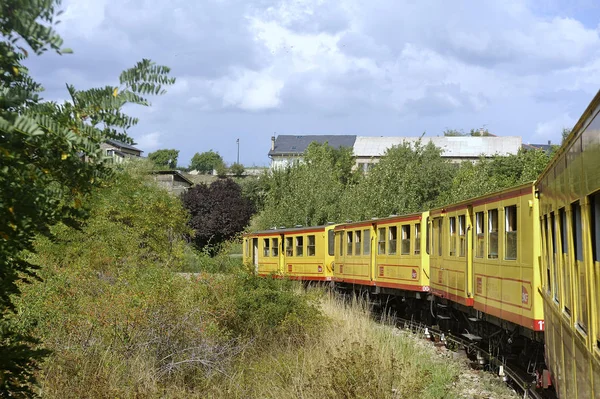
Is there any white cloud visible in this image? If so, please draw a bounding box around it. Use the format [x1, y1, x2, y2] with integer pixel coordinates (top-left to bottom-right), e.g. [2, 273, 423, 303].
[211, 69, 285, 111]
[134, 132, 161, 152]
[534, 113, 576, 142]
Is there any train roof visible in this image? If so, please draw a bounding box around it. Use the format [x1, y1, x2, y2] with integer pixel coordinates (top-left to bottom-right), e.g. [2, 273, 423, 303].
[536, 89, 600, 185]
[429, 181, 534, 215]
[334, 212, 424, 230]
[244, 224, 336, 237]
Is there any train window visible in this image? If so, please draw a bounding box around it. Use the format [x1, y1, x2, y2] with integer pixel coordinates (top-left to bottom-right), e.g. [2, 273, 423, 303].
[378, 228, 386, 254]
[543, 216, 551, 293]
[296, 236, 304, 257]
[346, 231, 353, 256]
[286, 237, 293, 256]
[426, 219, 430, 255]
[572, 201, 587, 333]
[458, 215, 466, 257]
[559, 207, 571, 316]
[245, 239, 249, 257]
[363, 229, 371, 255]
[263, 239, 270, 257]
[591, 192, 600, 349]
[355, 231, 362, 256]
[401, 225, 410, 255]
[307, 235, 316, 257]
[414, 224, 421, 255]
[551, 212, 559, 302]
[488, 209, 499, 259]
[272, 238, 279, 257]
[437, 219, 443, 256]
[338, 231, 344, 256]
[389, 226, 398, 255]
[505, 205, 517, 260]
[476, 212, 484, 258]
[328, 230, 334, 256]
[449, 217, 457, 256]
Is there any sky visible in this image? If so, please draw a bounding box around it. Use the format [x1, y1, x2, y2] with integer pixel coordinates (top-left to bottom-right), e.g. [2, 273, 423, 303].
[25, 0, 600, 167]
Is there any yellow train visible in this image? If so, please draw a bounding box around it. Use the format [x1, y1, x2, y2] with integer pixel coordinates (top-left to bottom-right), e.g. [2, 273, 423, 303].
[243, 224, 336, 281]
[536, 89, 600, 398]
[242, 90, 600, 399]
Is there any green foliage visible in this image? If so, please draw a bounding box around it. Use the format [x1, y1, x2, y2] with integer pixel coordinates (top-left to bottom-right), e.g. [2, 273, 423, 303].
[190, 150, 224, 174]
[343, 140, 455, 220]
[0, 1, 175, 394]
[437, 148, 552, 205]
[148, 148, 179, 169]
[257, 142, 358, 229]
[443, 128, 466, 136]
[561, 127, 572, 144]
[229, 162, 245, 177]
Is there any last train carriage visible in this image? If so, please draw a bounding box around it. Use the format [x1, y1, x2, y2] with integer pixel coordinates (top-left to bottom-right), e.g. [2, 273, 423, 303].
[243, 224, 336, 281]
[536, 89, 600, 399]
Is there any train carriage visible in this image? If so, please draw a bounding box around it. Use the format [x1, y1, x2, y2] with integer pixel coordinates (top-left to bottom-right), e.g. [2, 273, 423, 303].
[333, 213, 430, 294]
[243, 225, 336, 281]
[537, 89, 600, 399]
[430, 183, 545, 338]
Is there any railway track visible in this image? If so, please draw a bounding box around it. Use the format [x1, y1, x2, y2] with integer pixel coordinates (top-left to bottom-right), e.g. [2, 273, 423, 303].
[389, 314, 550, 399]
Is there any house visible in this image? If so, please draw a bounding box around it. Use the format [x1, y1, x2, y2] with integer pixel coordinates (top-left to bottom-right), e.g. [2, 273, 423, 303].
[268, 135, 357, 169]
[522, 140, 555, 154]
[151, 170, 193, 195]
[101, 139, 143, 163]
[267, 134, 523, 172]
[353, 136, 523, 171]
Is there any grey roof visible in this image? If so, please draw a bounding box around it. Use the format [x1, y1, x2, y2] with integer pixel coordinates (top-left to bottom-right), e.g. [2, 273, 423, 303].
[353, 136, 522, 158]
[269, 135, 357, 156]
[105, 138, 143, 153]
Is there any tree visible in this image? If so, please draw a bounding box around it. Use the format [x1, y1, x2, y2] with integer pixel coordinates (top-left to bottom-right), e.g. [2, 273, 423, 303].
[148, 148, 179, 169]
[443, 129, 466, 136]
[0, 1, 174, 394]
[230, 162, 245, 177]
[256, 142, 358, 229]
[190, 150, 224, 174]
[342, 140, 455, 220]
[182, 179, 254, 253]
[561, 127, 572, 144]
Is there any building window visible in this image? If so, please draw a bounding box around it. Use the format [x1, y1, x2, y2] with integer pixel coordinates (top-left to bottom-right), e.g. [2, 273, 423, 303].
[346, 231, 353, 256]
[263, 238, 270, 257]
[328, 230, 335, 256]
[476, 212, 484, 258]
[458, 215, 466, 257]
[572, 202, 587, 332]
[355, 231, 362, 256]
[414, 224, 421, 255]
[286, 237, 293, 256]
[307, 235, 316, 257]
[505, 206, 517, 260]
[559, 207, 571, 316]
[449, 217, 456, 256]
[388, 226, 397, 255]
[488, 209, 499, 259]
[272, 238, 279, 257]
[363, 229, 371, 255]
[295, 236, 303, 257]
[401, 225, 410, 255]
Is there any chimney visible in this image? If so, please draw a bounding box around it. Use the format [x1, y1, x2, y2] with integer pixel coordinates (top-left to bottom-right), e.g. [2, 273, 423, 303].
[547, 140, 551, 145]
[479, 127, 485, 136]
[271, 135, 276, 151]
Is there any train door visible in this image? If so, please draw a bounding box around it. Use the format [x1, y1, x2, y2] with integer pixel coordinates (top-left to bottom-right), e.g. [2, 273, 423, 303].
[467, 206, 474, 300]
[252, 238, 259, 273]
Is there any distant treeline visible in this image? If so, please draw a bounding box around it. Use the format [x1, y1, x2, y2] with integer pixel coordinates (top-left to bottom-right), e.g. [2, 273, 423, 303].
[252, 141, 555, 229]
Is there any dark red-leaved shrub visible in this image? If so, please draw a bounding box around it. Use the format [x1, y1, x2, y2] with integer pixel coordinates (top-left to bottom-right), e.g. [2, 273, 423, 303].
[182, 179, 254, 252]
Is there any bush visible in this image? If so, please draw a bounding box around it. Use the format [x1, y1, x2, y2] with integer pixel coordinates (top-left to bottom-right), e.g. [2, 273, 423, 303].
[229, 162, 245, 177]
[181, 179, 254, 253]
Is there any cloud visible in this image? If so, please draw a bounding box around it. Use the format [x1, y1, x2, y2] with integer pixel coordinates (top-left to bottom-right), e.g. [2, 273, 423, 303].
[19, 0, 600, 166]
[134, 132, 161, 152]
[534, 113, 576, 142]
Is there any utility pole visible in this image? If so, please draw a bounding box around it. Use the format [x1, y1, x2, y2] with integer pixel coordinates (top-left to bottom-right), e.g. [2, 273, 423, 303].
[236, 138, 240, 164]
